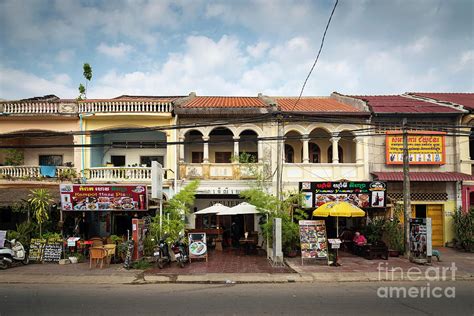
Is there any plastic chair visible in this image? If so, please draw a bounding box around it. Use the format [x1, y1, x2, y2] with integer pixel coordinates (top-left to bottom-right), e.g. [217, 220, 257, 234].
[91, 238, 103, 247]
[103, 244, 116, 265]
[89, 247, 107, 269]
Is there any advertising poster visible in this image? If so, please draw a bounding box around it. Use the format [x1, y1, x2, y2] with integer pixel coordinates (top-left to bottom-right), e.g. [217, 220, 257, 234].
[299, 220, 328, 265]
[386, 131, 446, 165]
[299, 181, 387, 209]
[60, 184, 148, 211]
[189, 233, 208, 262]
[409, 218, 433, 262]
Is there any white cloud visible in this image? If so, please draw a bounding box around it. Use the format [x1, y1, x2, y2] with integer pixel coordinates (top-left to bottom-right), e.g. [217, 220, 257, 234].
[97, 43, 134, 59]
[56, 49, 75, 63]
[0, 67, 76, 99]
[246, 42, 270, 59]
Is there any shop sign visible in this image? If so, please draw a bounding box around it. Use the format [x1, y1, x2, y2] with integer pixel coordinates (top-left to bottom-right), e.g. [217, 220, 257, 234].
[386, 131, 446, 165]
[299, 220, 328, 263]
[409, 218, 432, 263]
[59, 184, 148, 211]
[189, 233, 208, 261]
[299, 181, 387, 208]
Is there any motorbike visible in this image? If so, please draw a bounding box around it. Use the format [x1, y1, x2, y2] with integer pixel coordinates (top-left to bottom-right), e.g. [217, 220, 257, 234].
[0, 239, 29, 269]
[172, 235, 189, 268]
[154, 235, 171, 269]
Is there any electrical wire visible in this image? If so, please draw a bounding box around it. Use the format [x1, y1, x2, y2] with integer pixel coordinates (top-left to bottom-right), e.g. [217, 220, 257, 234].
[291, 0, 339, 111]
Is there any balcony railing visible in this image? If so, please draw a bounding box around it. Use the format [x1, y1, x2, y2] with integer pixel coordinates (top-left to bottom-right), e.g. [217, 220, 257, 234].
[79, 101, 172, 113]
[85, 167, 170, 182]
[2, 102, 59, 114]
[0, 166, 75, 180]
[180, 163, 262, 180]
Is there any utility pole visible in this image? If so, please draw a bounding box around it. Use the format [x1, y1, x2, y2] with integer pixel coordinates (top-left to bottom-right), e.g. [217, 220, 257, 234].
[402, 118, 411, 258]
[276, 113, 284, 202]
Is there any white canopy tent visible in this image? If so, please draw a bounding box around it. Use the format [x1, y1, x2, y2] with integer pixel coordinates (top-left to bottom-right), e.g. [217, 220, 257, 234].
[193, 203, 230, 215]
[216, 202, 260, 216]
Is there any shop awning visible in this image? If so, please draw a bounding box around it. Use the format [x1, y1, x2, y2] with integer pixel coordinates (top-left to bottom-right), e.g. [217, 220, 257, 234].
[372, 172, 474, 182]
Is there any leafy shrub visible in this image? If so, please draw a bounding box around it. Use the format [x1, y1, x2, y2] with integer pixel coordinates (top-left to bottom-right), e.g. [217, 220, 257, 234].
[132, 259, 152, 270]
[452, 208, 473, 251]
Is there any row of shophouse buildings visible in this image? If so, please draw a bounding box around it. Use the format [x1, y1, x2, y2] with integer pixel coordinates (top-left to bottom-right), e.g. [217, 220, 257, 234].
[0, 91, 473, 247]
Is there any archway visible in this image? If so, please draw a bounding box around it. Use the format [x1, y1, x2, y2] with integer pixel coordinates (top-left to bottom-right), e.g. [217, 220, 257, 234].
[209, 127, 234, 163]
[308, 128, 332, 163]
[183, 130, 204, 163]
[239, 130, 258, 162]
[338, 131, 356, 163]
[284, 131, 303, 163]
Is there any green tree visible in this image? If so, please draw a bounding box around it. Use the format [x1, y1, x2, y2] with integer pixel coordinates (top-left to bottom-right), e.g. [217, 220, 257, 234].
[77, 63, 93, 100]
[150, 180, 200, 244]
[240, 188, 306, 254]
[28, 189, 53, 238]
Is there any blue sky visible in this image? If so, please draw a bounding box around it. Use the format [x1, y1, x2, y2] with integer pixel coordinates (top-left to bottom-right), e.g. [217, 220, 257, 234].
[0, 0, 473, 99]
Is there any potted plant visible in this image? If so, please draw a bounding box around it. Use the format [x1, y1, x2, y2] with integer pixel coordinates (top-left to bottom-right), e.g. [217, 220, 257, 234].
[384, 218, 404, 256]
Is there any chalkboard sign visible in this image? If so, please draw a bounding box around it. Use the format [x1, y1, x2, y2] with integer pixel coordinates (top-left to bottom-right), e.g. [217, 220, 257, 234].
[123, 240, 134, 269]
[29, 238, 46, 261]
[43, 238, 63, 262]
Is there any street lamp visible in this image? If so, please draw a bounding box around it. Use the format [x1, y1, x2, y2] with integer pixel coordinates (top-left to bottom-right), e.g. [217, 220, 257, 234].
[79, 112, 95, 183]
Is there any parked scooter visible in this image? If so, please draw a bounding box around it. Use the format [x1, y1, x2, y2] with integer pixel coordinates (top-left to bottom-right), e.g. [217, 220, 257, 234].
[0, 239, 29, 269]
[172, 234, 189, 268]
[154, 235, 171, 269]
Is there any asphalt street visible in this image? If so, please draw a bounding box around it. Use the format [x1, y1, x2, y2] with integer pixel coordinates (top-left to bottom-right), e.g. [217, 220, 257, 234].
[0, 281, 472, 316]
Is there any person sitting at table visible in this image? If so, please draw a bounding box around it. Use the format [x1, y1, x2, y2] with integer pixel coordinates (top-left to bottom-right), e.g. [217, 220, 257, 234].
[353, 231, 367, 246]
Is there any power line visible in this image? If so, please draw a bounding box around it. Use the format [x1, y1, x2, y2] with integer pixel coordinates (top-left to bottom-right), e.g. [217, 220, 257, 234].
[291, 0, 339, 111]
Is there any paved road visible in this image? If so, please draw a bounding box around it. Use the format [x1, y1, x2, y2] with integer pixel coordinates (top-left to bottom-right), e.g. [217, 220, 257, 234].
[0, 282, 472, 315]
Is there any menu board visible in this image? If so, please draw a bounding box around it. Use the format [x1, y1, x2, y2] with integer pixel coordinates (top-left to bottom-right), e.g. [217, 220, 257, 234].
[299, 220, 327, 264]
[60, 184, 148, 211]
[300, 181, 387, 209]
[43, 238, 63, 262]
[188, 233, 208, 262]
[28, 238, 46, 261]
[409, 218, 432, 262]
[386, 131, 445, 165]
[123, 240, 134, 269]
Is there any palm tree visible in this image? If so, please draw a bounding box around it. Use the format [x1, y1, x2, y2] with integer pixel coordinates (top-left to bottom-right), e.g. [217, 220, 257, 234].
[28, 189, 53, 238]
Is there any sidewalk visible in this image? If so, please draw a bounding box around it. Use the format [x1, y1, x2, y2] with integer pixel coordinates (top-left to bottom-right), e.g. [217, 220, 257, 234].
[0, 248, 472, 284]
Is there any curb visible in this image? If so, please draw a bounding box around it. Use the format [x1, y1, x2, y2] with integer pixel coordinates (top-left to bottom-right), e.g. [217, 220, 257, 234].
[1, 272, 472, 285]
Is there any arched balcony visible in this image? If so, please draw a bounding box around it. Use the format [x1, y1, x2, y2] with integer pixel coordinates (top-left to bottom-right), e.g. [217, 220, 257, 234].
[283, 127, 365, 181]
[179, 126, 263, 180]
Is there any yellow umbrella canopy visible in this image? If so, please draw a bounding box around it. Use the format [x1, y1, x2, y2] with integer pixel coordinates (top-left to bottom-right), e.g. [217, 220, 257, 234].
[313, 201, 365, 218]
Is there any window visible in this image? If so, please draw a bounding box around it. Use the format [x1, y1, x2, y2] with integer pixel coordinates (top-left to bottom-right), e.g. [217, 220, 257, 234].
[309, 143, 320, 163]
[285, 144, 294, 163]
[192, 152, 204, 163]
[215, 152, 231, 163]
[39, 155, 63, 166]
[327, 145, 344, 163]
[111, 155, 126, 167]
[202, 214, 217, 228]
[140, 156, 164, 167]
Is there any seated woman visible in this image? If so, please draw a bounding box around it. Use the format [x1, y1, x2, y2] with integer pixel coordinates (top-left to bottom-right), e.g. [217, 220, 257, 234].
[353, 231, 367, 246]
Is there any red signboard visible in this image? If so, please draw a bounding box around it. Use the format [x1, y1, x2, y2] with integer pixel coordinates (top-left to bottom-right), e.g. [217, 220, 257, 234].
[60, 184, 148, 211]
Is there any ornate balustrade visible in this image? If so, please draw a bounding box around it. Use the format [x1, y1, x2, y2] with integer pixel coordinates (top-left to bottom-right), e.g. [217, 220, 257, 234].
[79, 101, 172, 113]
[0, 166, 74, 180]
[2, 102, 59, 114]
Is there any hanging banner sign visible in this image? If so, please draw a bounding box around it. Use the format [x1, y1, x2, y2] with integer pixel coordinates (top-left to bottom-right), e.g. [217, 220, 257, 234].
[299, 181, 387, 208]
[60, 184, 148, 211]
[385, 131, 446, 165]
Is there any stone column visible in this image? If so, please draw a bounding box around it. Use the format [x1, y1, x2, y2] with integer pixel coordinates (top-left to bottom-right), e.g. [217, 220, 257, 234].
[202, 136, 209, 163]
[258, 140, 264, 163]
[330, 136, 341, 163]
[302, 134, 310, 163]
[73, 135, 83, 175]
[354, 137, 364, 164]
[179, 136, 185, 163]
[233, 136, 240, 161]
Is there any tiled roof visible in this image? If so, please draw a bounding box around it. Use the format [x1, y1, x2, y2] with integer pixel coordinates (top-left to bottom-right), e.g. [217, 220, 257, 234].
[409, 93, 474, 110]
[351, 95, 463, 114]
[276, 97, 362, 112]
[372, 172, 474, 182]
[181, 96, 267, 108]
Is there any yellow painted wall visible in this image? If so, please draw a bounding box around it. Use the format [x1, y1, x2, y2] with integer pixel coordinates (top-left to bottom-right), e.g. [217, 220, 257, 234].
[0, 118, 79, 134]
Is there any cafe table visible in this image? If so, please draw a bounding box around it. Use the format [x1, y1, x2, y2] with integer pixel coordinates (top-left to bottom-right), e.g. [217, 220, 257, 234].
[238, 238, 256, 255]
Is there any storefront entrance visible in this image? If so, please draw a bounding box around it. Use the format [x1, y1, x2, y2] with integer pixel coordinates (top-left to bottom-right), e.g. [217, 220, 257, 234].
[412, 204, 444, 247]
